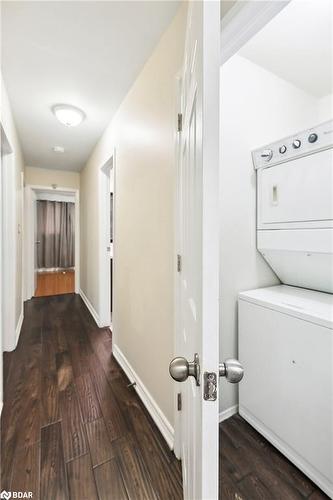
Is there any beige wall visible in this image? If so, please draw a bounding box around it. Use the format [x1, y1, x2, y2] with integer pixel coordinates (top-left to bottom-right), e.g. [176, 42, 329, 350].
[80, 4, 186, 428]
[25, 166, 80, 190]
[1, 74, 25, 340]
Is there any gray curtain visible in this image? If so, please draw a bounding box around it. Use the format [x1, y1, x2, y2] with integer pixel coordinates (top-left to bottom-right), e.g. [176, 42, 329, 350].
[37, 200, 75, 268]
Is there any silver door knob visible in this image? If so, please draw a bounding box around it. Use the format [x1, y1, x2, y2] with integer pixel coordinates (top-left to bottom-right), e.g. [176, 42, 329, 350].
[169, 353, 200, 386]
[219, 359, 244, 383]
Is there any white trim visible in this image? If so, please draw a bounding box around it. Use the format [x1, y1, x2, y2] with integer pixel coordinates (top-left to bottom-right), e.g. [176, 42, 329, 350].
[220, 1, 290, 65]
[15, 307, 24, 348]
[36, 191, 75, 203]
[1, 129, 17, 352]
[219, 404, 238, 423]
[24, 184, 80, 300]
[0, 401, 3, 417]
[239, 405, 333, 499]
[113, 343, 174, 450]
[79, 288, 101, 328]
[98, 152, 116, 328]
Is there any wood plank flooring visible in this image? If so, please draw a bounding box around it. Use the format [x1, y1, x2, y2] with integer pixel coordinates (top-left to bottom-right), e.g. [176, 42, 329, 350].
[35, 270, 75, 297]
[1, 293, 329, 499]
[1, 294, 182, 499]
[219, 415, 330, 500]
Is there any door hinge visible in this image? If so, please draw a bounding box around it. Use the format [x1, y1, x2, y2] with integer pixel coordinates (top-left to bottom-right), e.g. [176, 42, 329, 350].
[177, 392, 182, 411]
[177, 113, 183, 132]
[177, 254, 182, 273]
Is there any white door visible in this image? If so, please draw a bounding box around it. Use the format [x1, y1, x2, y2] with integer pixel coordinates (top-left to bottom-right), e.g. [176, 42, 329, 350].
[34, 194, 38, 294]
[170, 1, 220, 499]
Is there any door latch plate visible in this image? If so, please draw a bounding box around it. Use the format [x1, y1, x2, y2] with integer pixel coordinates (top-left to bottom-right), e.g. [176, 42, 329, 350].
[203, 372, 217, 401]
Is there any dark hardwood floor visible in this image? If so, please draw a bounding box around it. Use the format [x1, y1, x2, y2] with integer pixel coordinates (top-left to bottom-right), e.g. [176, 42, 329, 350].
[1, 294, 182, 499]
[1, 293, 329, 500]
[219, 415, 330, 500]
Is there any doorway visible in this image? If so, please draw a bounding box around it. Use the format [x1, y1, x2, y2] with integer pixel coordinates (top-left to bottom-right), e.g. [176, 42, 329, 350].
[0, 123, 19, 356]
[219, 0, 333, 498]
[24, 185, 80, 300]
[99, 152, 115, 328]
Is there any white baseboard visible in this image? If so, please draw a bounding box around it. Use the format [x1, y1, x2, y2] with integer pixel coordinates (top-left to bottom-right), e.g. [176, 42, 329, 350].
[239, 405, 333, 499]
[113, 343, 174, 450]
[15, 308, 24, 348]
[219, 404, 238, 423]
[79, 289, 101, 327]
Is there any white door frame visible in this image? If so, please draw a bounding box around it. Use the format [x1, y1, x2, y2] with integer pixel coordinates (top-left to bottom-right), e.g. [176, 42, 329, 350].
[1, 123, 17, 353]
[172, 0, 290, 462]
[24, 184, 80, 300]
[1, 123, 15, 412]
[98, 151, 116, 329]
[173, 73, 183, 460]
[220, 0, 290, 65]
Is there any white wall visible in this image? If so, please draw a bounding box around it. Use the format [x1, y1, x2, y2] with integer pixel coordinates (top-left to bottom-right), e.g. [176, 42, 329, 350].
[318, 93, 333, 122]
[80, 4, 186, 431]
[219, 55, 332, 414]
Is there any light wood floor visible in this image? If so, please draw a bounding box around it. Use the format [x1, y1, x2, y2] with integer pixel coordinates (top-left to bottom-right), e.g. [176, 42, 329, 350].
[35, 270, 75, 297]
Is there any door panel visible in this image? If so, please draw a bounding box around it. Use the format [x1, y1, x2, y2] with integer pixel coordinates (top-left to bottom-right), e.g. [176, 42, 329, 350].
[175, 1, 220, 499]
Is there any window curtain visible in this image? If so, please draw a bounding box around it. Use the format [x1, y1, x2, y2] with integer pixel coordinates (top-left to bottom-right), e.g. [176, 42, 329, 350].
[37, 200, 75, 268]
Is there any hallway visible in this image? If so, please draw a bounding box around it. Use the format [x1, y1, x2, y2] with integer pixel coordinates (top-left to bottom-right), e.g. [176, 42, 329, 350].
[1, 295, 182, 499]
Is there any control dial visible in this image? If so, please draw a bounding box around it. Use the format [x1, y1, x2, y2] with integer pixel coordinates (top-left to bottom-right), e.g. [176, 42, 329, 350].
[261, 149, 273, 162]
[308, 133, 318, 143]
[292, 139, 301, 149]
[279, 145, 287, 154]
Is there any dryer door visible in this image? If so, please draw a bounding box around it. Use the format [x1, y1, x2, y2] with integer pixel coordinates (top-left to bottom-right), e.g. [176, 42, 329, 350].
[258, 148, 333, 227]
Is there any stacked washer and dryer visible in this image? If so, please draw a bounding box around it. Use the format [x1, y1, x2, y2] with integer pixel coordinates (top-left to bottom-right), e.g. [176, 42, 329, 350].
[239, 120, 333, 497]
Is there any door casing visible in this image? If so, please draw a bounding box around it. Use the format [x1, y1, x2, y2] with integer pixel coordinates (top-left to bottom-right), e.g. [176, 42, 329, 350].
[24, 184, 80, 300]
[98, 151, 116, 329]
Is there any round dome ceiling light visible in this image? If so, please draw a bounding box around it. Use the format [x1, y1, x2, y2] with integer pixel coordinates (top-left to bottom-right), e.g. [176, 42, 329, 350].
[52, 104, 86, 127]
[52, 146, 65, 153]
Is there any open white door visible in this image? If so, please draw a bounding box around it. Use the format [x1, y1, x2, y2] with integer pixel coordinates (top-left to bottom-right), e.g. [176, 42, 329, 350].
[34, 194, 38, 295]
[170, 1, 220, 499]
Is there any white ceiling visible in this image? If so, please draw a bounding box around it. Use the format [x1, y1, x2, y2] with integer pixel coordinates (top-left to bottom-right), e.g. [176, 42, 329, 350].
[239, 0, 333, 98]
[1, 1, 180, 171]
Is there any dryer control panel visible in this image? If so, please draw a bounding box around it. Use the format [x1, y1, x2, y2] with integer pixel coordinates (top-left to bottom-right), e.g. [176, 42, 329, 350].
[252, 119, 333, 170]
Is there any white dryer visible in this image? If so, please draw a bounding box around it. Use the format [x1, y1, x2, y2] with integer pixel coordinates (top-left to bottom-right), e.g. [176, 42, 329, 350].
[239, 120, 333, 497]
[253, 119, 333, 294]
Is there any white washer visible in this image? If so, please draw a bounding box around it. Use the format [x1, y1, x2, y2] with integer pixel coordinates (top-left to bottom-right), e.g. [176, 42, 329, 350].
[239, 285, 333, 498]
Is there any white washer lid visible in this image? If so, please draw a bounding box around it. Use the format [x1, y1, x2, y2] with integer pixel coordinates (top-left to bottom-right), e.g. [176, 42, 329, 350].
[239, 285, 333, 329]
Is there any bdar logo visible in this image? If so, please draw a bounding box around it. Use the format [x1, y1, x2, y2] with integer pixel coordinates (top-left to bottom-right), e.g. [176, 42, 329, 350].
[0, 491, 11, 499]
[0, 494, 32, 499]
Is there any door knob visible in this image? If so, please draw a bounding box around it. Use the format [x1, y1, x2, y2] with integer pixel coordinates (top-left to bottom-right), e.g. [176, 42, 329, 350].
[169, 353, 200, 386]
[219, 359, 244, 383]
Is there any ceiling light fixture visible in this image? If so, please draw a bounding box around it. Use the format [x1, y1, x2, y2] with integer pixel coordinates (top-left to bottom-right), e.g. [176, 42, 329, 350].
[52, 104, 85, 127]
[52, 146, 65, 153]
